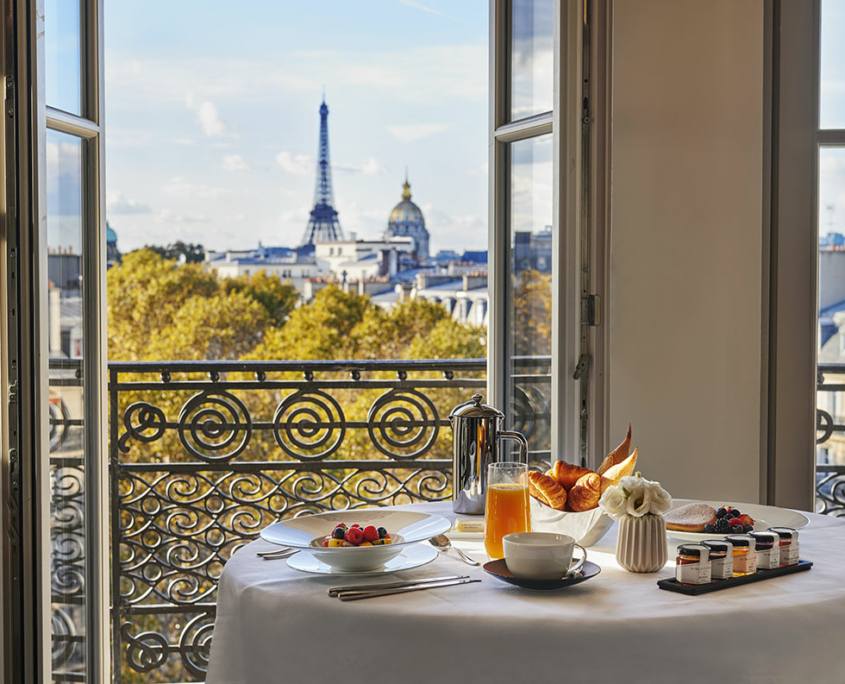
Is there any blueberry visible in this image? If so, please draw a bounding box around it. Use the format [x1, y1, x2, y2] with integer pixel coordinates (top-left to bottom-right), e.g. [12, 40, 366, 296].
[703, 524, 716, 533]
[731, 525, 744, 533]
[731, 509, 741, 518]
[716, 507, 727, 518]
[377, 526, 387, 539]
[744, 524, 753, 532]
[333, 527, 345, 540]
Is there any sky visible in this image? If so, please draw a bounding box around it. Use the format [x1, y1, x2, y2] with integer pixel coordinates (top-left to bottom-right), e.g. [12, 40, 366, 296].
[819, 0, 845, 237]
[102, 0, 490, 255]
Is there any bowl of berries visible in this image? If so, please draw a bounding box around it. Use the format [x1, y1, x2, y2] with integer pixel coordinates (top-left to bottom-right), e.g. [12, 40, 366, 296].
[260, 509, 451, 572]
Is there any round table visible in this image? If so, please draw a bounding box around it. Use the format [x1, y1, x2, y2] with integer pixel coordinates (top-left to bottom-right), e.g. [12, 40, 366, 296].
[206, 502, 845, 684]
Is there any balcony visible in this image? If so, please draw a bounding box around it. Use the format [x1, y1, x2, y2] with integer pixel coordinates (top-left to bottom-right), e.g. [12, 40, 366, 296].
[49, 357, 550, 682]
[815, 364, 845, 517]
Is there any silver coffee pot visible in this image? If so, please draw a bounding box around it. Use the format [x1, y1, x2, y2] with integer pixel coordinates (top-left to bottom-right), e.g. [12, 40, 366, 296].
[449, 393, 529, 514]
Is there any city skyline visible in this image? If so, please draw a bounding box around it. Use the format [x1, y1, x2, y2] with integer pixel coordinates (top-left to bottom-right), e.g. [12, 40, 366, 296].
[104, 0, 489, 255]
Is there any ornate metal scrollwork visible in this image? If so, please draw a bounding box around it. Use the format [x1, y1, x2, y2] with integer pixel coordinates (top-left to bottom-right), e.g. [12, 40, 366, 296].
[178, 391, 252, 461]
[273, 389, 346, 460]
[179, 611, 215, 678]
[120, 401, 167, 453]
[122, 622, 170, 673]
[366, 389, 439, 459]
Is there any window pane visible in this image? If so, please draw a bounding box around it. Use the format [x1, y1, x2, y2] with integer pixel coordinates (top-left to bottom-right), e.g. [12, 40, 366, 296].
[821, 0, 845, 129]
[46, 129, 87, 679]
[46, 0, 82, 115]
[508, 134, 553, 464]
[510, 0, 554, 121]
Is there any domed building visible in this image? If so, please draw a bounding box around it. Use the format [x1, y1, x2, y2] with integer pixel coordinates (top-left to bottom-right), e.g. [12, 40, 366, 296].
[385, 175, 429, 261]
[106, 222, 121, 268]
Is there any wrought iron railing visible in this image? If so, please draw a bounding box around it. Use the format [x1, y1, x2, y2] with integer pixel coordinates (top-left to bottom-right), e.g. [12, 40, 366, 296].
[816, 363, 845, 516]
[49, 357, 551, 683]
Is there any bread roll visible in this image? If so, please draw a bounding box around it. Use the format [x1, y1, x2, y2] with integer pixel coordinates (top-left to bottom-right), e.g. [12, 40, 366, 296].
[546, 460, 593, 491]
[528, 471, 567, 511]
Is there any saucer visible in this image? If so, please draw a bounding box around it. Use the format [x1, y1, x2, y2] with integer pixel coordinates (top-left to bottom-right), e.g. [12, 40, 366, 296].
[482, 559, 601, 590]
[287, 543, 438, 576]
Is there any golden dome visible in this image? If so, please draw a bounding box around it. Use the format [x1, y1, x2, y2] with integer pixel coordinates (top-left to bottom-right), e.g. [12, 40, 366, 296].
[389, 178, 424, 225]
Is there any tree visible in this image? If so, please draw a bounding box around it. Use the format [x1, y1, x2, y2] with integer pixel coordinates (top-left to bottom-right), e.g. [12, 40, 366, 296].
[223, 271, 299, 327]
[142, 240, 205, 263]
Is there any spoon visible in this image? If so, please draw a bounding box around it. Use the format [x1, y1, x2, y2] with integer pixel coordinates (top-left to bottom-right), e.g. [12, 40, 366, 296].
[428, 534, 480, 566]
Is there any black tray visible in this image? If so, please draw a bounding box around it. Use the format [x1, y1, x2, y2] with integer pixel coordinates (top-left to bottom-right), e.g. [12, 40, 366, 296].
[657, 560, 813, 595]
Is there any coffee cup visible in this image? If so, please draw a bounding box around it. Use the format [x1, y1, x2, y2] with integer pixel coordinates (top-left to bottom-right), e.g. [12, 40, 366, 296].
[502, 532, 587, 580]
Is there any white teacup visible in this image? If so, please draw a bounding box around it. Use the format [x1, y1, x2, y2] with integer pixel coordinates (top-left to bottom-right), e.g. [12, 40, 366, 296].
[502, 532, 587, 580]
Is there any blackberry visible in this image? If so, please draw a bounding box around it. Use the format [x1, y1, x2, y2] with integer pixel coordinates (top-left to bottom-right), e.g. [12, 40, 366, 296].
[714, 517, 731, 533]
[716, 507, 728, 518]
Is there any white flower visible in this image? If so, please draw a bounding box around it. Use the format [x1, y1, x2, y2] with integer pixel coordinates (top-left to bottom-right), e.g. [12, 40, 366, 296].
[598, 485, 627, 518]
[599, 472, 672, 520]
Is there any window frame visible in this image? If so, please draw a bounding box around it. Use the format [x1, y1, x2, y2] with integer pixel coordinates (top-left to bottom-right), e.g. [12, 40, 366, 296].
[488, 0, 587, 465]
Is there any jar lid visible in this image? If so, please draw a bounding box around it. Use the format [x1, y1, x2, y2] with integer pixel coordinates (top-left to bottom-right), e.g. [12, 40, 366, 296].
[768, 526, 798, 541]
[449, 393, 504, 420]
[678, 544, 710, 559]
[724, 534, 756, 549]
[701, 540, 732, 553]
[749, 531, 778, 545]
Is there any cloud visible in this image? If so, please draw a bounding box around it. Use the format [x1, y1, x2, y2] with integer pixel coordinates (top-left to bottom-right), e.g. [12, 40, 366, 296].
[222, 154, 249, 172]
[163, 176, 234, 199]
[334, 157, 387, 175]
[398, 0, 469, 24]
[154, 209, 211, 224]
[388, 123, 448, 143]
[185, 93, 238, 138]
[107, 192, 151, 215]
[276, 151, 314, 175]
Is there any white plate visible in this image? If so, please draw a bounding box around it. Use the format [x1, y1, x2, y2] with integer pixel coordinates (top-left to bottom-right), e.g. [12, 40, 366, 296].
[666, 499, 810, 542]
[286, 543, 439, 576]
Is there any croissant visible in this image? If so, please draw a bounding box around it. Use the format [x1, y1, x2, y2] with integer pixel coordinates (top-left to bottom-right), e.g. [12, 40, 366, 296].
[602, 447, 638, 485]
[596, 424, 632, 477]
[528, 471, 567, 511]
[567, 472, 606, 511]
[546, 460, 593, 491]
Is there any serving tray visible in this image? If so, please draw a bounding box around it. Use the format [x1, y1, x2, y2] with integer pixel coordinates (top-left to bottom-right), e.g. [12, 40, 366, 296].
[657, 560, 813, 595]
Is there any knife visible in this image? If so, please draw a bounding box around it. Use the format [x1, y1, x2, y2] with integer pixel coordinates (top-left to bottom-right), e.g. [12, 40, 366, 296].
[328, 575, 469, 597]
[336, 578, 480, 601]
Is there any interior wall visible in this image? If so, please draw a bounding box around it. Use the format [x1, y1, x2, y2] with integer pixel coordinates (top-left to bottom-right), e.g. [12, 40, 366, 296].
[608, 0, 766, 502]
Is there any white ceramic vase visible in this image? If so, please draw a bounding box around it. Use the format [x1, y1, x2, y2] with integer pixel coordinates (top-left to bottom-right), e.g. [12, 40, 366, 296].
[616, 513, 667, 573]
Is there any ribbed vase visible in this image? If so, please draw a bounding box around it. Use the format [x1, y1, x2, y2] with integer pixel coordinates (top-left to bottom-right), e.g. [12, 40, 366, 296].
[616, 514, 668, 573]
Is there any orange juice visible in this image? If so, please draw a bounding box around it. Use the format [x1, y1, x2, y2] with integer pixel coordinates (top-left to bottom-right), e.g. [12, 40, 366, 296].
[484, 483, 530, 559]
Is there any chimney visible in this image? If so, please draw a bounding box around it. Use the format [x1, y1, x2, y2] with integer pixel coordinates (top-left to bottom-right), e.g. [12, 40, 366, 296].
[388, 248, 398, 278]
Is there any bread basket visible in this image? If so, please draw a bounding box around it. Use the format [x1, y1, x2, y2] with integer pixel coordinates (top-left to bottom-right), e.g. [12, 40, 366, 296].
[530, 497, 613, 547]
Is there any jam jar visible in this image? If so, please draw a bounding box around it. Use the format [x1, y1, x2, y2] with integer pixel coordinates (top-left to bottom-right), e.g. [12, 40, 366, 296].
[749, 531, 780, 570]
[724, 534, 757, 576]
[768, 527, 800, 566]
[702, 540, 733, 580]
[675, 544, 711, 586]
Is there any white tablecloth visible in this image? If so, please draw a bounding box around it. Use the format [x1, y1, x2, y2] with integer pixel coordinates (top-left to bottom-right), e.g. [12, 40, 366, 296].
[207, 502, 845, 684]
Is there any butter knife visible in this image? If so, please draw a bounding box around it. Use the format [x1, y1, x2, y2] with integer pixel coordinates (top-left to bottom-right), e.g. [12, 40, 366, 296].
[336, 578, 480, 601]
[328, 575, 468, 597]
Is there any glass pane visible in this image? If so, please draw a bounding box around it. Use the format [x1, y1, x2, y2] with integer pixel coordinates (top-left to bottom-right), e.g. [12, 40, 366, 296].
[46, 0, 83, 115]
[821, 0, 845, 129]
[508, 134, 553, 465]
[46, 129, 87, 679]
[510, 0, 554, 121]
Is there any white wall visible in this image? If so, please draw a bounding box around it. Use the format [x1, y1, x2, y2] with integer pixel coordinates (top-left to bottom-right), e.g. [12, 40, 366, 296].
[819, 251, 845, 311]
[609, 0, 766, 502]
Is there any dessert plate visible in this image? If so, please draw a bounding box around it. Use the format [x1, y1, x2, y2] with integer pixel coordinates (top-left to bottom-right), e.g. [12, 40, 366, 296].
[286, 543, 438, 576]
[482, 559, 601, 591]
[666, 499, 810, 542]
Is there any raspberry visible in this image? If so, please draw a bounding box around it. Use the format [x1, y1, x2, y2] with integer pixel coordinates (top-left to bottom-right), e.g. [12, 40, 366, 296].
[350, 523, 361, 528]
[322, 538, 330, 547]
[344, 527, 364, 545]
[362, 525, 379, 542]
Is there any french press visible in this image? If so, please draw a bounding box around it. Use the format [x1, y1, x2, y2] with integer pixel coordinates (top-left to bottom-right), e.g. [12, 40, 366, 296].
[448, 393, 529, 514]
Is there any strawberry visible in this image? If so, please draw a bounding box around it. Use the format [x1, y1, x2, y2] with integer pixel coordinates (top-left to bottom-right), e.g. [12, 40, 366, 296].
[728, 518, 742, 528]
[344, 527, 364, 545]
[362, 525, 379, 542]
[737, 514, 755, 527]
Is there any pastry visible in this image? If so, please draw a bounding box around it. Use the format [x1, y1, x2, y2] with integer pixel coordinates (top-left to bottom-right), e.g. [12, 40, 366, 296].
[567, 473, 605, 512]
[597, 424, 632, 477]
[528, 471, 567, 511]
[546, 460, 593, 491]
[664, 503, 717, 532]
[601, 447, 638, 485]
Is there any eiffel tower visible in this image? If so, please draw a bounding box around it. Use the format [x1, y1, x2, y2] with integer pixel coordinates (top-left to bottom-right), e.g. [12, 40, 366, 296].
[300, 97, 344, 246]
